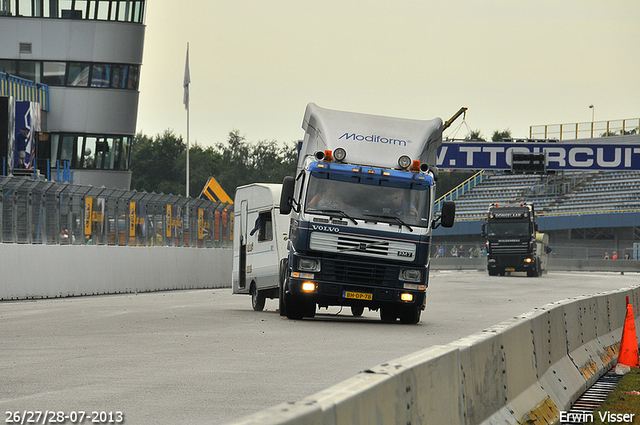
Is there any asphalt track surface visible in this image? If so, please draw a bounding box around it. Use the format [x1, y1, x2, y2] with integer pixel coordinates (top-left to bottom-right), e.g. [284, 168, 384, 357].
[1, 270, 638, 424]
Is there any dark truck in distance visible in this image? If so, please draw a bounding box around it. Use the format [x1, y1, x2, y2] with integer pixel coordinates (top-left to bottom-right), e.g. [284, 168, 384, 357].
[482, 202, 549, 277]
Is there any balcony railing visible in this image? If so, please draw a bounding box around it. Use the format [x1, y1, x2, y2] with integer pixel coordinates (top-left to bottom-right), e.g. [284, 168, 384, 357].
[0, 72, 50, 111]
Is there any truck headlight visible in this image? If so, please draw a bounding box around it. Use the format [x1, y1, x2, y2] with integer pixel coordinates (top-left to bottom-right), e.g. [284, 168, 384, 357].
[398, 155, 412, 169]
[400, 293, 414, 302]
[399, 268, 421, 282]
[301, 282, 316, 292]
[525, 258, 533, 263]
[298, 258, 321, 272]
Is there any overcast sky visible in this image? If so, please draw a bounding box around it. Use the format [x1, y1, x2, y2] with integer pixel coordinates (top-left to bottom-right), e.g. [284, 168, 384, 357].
[135, 1, 639, 148]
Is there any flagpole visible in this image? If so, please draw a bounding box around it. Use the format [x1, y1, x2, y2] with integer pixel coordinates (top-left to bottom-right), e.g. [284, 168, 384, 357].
[184, 42, 190, 198]
[186, 90, 190, 198]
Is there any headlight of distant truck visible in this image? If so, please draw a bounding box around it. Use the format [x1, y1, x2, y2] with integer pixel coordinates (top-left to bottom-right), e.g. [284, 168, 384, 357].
[399, 268, 421, 282]
[298, 258, 321, 272]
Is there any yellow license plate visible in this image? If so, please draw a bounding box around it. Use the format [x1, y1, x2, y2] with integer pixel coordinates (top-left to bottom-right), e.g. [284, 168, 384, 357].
[343, 291, 373, 301]
[506, 268, 515, 272]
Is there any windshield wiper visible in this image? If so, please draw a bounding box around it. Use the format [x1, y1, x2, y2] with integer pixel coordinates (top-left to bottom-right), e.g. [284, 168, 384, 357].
[361, 213, 413, 232]
[307, 208, 358, 225]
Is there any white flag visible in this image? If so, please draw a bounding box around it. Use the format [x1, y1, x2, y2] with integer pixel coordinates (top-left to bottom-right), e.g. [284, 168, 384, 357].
[183, 44, 190, 109]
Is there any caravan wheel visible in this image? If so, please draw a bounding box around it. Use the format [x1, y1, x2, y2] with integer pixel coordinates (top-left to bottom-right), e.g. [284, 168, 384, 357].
[251, 283, 266, 311]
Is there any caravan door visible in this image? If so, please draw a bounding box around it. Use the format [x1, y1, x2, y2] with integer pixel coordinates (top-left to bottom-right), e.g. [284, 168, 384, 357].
[239, 200, 248, 289]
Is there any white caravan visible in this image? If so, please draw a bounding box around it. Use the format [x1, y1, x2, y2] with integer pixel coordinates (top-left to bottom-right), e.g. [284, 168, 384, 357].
[232, 183, 290, 310]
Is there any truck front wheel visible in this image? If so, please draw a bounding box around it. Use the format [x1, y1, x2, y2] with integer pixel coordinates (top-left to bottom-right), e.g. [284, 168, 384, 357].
[399, 306, 421, 324]
[278, 259, 288, 317]
[380, 307, 398, 323]
[284, 292, 305, 320]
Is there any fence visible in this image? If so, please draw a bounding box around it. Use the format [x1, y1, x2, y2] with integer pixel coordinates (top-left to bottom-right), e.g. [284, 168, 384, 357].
[529, 118, 639, 140]
[431, 240, 640, 261]
[0, 176, 232, 247]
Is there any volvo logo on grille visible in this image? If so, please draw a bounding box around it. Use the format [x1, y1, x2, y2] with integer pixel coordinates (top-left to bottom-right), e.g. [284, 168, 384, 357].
[358, 243, 367, 251]
[311, 224, 340, 233]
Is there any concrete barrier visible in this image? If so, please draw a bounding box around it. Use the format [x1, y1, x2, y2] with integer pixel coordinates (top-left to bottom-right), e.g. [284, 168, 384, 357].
[229, 285, 640, 425]
[0, 244, 232, 300]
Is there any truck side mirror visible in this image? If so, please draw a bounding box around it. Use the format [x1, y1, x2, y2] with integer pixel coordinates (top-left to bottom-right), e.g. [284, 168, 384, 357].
[481, 223, 486, 238]
[279, 176, 295, 214]
[440, 201, 455, 228]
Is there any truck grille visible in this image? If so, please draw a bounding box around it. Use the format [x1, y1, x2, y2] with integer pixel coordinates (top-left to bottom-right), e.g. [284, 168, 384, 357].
[309, 232, 416, 262]
[489, 242, 529, 254]
[323, 258, 398, 287]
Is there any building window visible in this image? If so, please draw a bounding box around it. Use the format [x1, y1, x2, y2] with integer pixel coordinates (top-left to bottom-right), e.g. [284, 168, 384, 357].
[18, 60, 40, 83]
[127, 65, 139, 90]
[57, 133, 132, 171]
[90, 64, 111, 88]
[2, 0, 145, 23]
[120, 136, 131, 170]
[59, 135, 78, 168]
[67, 62, 90, 87]
[42, 62, 66, 86]
[0, 60, 17, 75]
[111, 65, 127, 88]
[1, 59, 139, 90]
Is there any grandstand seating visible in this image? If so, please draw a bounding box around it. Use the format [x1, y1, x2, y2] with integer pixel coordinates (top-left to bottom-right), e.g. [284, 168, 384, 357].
[447, 170, 640, 220]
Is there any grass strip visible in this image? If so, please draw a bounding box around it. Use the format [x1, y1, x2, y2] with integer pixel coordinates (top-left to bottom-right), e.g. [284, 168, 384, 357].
[591, 367, 640, 424]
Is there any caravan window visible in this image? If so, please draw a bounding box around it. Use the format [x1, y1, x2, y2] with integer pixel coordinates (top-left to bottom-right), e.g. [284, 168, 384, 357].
[257, 212, 273, 242]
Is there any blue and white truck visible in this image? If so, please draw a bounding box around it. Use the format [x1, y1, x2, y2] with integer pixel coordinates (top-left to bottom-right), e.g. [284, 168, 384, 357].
[278, 103, 455, 324]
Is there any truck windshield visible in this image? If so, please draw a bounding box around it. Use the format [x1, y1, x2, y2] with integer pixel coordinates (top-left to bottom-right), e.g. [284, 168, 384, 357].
[304, 173, 430, 228]
[486, 222, 530, 237]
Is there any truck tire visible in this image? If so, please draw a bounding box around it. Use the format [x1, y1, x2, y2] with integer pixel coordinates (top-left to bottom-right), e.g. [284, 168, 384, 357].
[399, 306, 421, 324]
[251, 283, 266, 311]
[303, 301, 316, 318]
[380, 307, 397, 323]
[351, 306, 364, 317]
[283, 283, 305, 320]
[279, 283, 286, 316]
[488, 268, 498, 276]
[279, 260, 288, 317]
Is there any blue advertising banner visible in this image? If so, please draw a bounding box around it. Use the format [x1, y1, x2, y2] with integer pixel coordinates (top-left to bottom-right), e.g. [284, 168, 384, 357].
[436, 142, 640, 171]
[14, 101, 41, 169]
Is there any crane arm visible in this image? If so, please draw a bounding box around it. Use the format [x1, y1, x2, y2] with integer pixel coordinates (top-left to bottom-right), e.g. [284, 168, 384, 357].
[443, 107, 468, 131]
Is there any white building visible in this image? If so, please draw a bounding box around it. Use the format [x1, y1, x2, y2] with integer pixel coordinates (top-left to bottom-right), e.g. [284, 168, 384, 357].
[0, 0, 146, 189]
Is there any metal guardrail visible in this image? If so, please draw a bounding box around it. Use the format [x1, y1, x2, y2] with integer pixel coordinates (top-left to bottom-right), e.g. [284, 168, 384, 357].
[0, 72, 50, 111]
[530, 118, 639, 140]
[0, 176, 232, 247]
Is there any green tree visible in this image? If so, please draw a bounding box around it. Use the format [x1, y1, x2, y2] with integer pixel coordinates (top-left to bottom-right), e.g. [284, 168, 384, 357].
[465, 129, 487, 142]
[214, 130, 297, 196]
[491, 129, 512, 142]
[131, 129, 298, 198]
[131, 130, 186, 195]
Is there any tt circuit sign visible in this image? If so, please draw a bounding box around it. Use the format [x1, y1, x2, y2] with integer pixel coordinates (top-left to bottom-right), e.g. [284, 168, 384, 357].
[437, 138, 640, 171]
